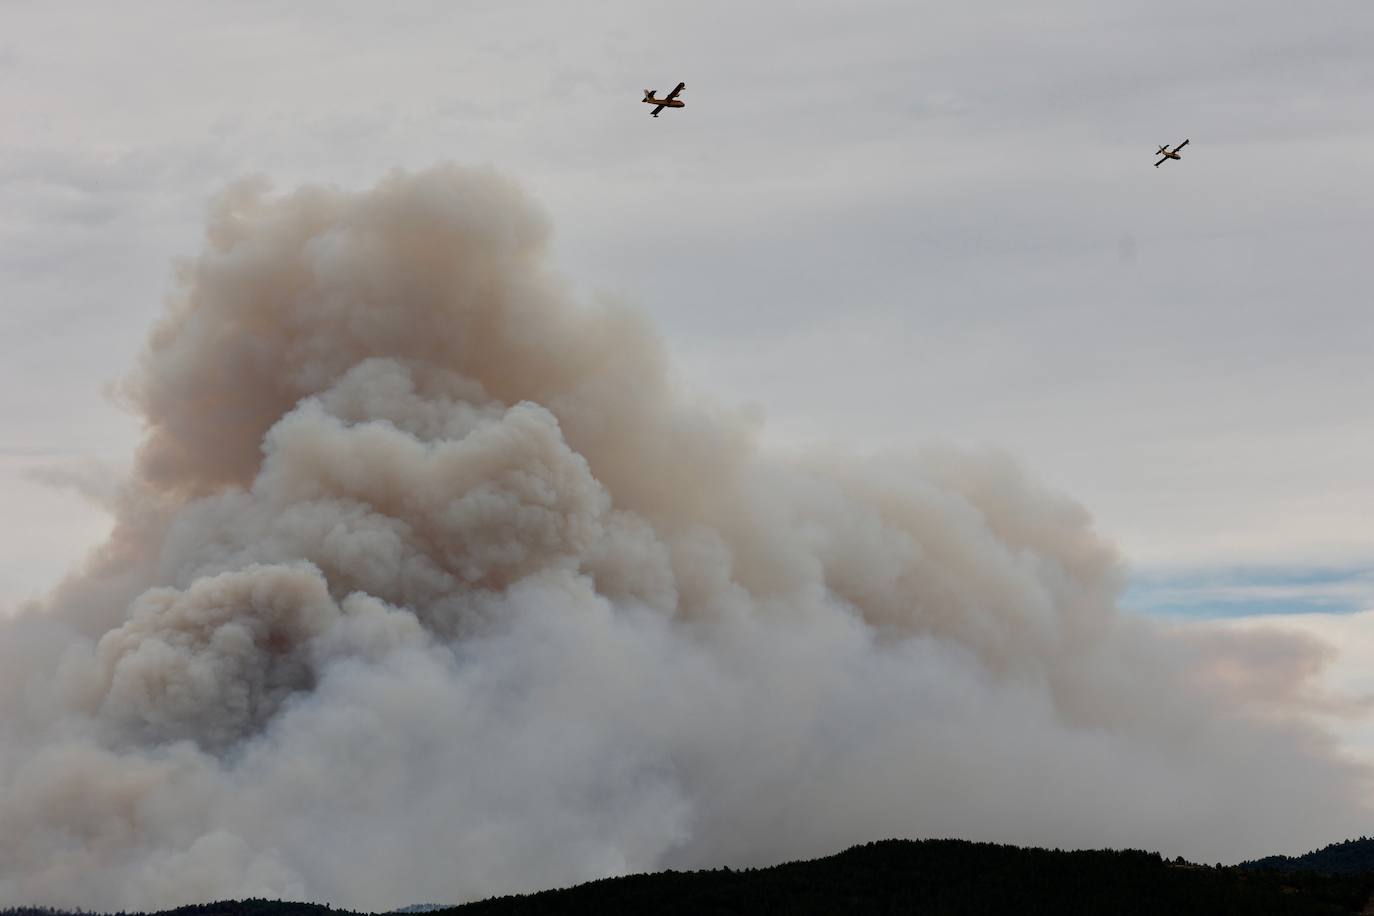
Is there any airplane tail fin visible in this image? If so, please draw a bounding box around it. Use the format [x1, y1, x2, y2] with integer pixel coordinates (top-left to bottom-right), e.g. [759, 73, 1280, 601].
[644, 89, 654, 101]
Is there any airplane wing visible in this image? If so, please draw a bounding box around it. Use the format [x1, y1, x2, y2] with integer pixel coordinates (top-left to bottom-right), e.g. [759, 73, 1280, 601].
[664, 82, 685, 101]
[1154, 157, 1168, 167]
[1174, 139, 1190, 151]
[651, 104, 666, 117]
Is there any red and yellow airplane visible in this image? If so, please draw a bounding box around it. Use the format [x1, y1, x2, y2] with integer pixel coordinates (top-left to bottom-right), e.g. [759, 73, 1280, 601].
[643, 82, 685, 117]
[1154, 138, 1189, 167]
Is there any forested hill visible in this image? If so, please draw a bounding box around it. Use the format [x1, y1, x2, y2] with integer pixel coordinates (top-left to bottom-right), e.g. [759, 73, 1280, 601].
[7, 839, 1374, 916]
[0, 905, 342, 916]
[450, 839, 1374, 915]
[1243, 837, 1374, 875]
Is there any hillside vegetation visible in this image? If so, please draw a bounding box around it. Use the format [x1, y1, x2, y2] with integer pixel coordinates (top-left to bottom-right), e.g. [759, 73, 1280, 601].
[8, 839, 1374, 916]
[1243, 837, 1374, 876]
[451, 839, 1374, 915]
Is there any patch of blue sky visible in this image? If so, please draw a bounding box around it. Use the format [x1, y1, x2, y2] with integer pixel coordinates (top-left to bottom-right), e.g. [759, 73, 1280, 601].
[1123, 565, 1374, 620]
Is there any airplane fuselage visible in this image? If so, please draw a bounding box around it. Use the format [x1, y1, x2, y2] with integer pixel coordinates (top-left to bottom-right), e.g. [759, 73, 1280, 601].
[643, 97, 685, 108]
[1155, 139, 1189, 166]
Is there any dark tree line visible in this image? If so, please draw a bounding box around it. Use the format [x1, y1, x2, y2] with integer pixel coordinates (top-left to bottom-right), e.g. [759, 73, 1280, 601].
[9, 839, 1374, 916]
[2, 901, 355, 916]
[1243, 837, 1374, 876]
[450, 839, 1374, 915]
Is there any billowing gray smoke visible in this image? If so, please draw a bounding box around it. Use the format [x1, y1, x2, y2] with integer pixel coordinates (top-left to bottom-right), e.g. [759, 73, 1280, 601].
[1, 165, 1368, 909]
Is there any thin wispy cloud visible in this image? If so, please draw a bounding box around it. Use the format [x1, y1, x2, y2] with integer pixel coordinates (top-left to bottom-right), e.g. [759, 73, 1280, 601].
[1127, 568, 1374, 619]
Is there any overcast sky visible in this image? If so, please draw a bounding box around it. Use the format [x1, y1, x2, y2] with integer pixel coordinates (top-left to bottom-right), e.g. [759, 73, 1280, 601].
[2, 0, 1372, 619]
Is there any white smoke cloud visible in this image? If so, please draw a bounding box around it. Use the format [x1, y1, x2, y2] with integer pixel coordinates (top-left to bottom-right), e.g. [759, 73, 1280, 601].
[1, 164, 1368, 910]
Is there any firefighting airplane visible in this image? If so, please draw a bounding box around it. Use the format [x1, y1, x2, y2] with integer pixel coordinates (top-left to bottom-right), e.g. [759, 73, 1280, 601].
[1154, 138, 1190, 167]
[643, 82, 685, 117]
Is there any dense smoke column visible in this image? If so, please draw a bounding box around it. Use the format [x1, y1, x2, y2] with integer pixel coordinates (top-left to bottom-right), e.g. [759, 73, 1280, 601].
[0, 164, 1366, 910]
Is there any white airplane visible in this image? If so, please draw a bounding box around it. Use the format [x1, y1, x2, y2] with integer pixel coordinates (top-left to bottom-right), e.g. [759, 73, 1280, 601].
[1155, 138, 1189, 168]
[643, 82, 685, 118]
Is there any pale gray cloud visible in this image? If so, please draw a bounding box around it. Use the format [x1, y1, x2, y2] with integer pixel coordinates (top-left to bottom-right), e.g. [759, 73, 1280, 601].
[2, 2, 1374, 901]
[0, 0, 1367, 594]
[0, 164, 1368, 911]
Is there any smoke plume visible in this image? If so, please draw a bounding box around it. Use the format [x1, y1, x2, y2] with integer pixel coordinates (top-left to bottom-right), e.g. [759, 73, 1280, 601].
[1, 164, 1368, 909]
